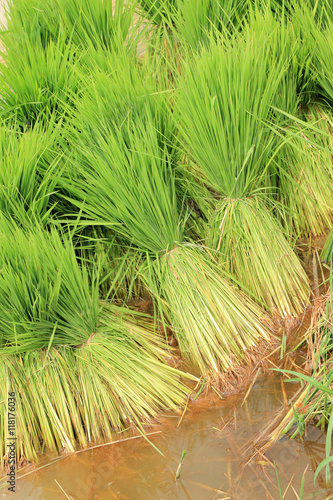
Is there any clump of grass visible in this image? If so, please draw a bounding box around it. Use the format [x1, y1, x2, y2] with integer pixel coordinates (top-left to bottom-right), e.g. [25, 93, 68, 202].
[0, 0, 138, 127]
[0, 216, 192, 464]
[0, 216, 99, 354]
[1, 328, 192, 465]
[0, 32, 81, 126]
[3, 0, 134, 51]
[146, 244, 270, 379]
[207, 197, 310, 316]
[177, 25, 310, 316]
[277, 106, 333, 237]
[0, 118, 64, 224]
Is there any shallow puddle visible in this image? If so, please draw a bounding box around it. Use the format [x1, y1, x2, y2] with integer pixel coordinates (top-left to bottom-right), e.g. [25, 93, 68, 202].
[1, 374, 332, 500]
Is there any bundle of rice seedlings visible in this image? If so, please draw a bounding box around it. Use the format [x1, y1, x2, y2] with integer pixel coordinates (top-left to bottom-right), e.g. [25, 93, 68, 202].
[207, 197, 310, 316]
[0, 320, 191, 465]
[75, 227, 147, 302]
[137, 0, 177, 26]
[171, 0, 247, 48]
[137, 0, 249, 49]
[60, 63, 271, 384]
[0, 118, 64, 224]
[0, 32, 81, 127]
[0, 216, 191, 463]
[277, 106, 333, 237]
[289, 0, 333, 104]
[3, 0, 134, 51]
[177, 26, 310, 316]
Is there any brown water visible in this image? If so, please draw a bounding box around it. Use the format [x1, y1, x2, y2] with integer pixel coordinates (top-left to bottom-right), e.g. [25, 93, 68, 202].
[1, 375, 332, 500]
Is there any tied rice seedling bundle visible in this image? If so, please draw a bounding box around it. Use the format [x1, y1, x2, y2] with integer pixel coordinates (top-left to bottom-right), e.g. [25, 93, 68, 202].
[76, 228, 147, 303]
[0, 118, 64, 225]
[177, 27, 310, 317]
[289, 0, 333, 104]
[0, 216, 191, 464]
[1, 0, 136, 127]
[277, 106, 333, 238]
[61, 63, 271, 383]
[0, 31, 81, 127]
[3, 0, 134, 52]
[207, 197, 309, 317]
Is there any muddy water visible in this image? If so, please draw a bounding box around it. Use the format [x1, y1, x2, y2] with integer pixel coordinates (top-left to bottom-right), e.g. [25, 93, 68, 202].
[0, 374, 331, 500]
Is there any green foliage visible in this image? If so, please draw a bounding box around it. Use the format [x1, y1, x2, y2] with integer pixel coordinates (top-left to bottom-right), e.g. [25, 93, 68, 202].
[177, 31, 286, 199]
[4, 0, 134, 51]
[0, 325, 191, 464]
[0, 32, 81, 126]
[75, 228, 147, 302]
[137, 0, 177, 26]
[0, 217, 100, 354]
[2, 0, 333, 468]
[0, 119, 64, 224]
[61, 58, 182, 253]
[177, 23, 311, 316]
[278, 106, 333, 237]
[0, 216, 192, 463]
[173, 0, 248, 48]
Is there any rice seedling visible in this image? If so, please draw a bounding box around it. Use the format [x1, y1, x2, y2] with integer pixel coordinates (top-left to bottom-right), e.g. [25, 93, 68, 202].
[3, 0, 134, 51]
[58, 59, 271, 383]
[0, 118, 64, 224]
[277, 106, 333, 237]
[170, 0, 248, 48]
[0, 216, 192, 464]
[177, 25, 310, 316]
[0, 325, 192, 465]
[0, 32, 81, 127]
[75, 228, 147, 302]
[207, 197, 310, 316]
